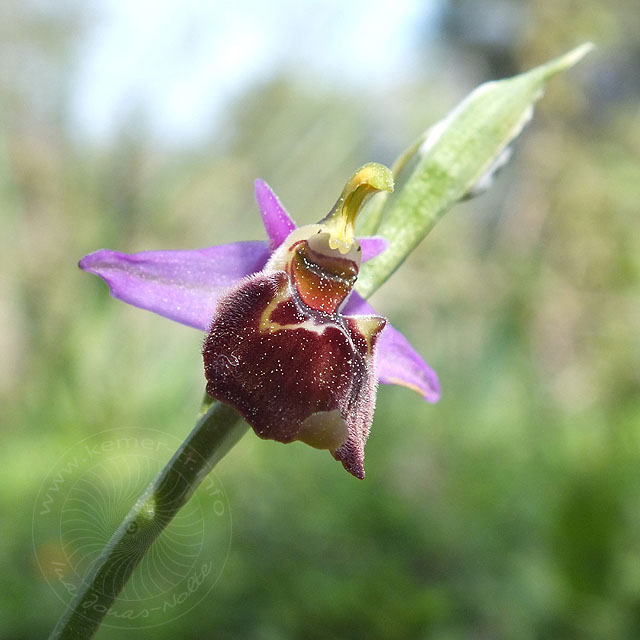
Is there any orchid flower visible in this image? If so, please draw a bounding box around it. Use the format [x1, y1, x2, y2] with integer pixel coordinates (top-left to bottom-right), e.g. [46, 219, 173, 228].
[80, 163, 440, 478]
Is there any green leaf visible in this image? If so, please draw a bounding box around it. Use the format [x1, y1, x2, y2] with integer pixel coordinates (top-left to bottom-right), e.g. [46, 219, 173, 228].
[356, 43, 594, 299]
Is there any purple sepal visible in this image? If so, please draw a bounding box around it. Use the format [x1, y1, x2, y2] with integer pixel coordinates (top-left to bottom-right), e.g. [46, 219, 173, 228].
[254, 179, 296, 250]
[344, 292, 441, 402]
[79, 243, 270, 331]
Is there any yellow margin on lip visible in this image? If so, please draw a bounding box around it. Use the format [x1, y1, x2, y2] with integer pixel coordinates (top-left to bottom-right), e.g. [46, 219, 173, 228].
[259, 284, 325, 336]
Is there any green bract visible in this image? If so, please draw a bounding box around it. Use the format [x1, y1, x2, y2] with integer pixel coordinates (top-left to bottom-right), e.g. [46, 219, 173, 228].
[357, 43, 594, 298]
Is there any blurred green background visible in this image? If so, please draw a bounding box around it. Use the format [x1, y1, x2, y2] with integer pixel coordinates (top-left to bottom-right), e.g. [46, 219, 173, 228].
[2, 0, 640, 638]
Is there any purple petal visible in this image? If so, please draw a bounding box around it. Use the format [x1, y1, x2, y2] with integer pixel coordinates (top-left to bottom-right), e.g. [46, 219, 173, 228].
[254, 179, 296, 250]
[344, 292, 441, 402]
[79, 242, 270, 331]
[359, 236, 388, 262]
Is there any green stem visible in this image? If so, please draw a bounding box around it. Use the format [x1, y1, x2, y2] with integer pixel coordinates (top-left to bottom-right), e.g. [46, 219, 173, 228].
[48, 400, 248, 640]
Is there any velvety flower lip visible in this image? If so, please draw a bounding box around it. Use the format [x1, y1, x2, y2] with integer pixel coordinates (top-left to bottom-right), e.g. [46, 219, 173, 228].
[79, 178, 441, 399]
